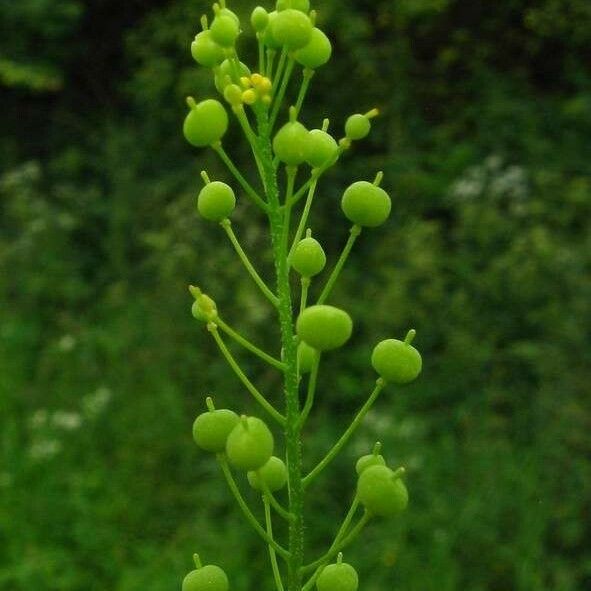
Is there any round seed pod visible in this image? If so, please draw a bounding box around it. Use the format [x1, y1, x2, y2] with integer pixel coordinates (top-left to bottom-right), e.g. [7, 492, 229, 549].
[345, 114, 371, 140]
[197, 181, 236, 222]
[214, 59, 251, 94]
[183, 99, 228, 147]
[306, 128, 338, 168]
[191, 293, 217, 322]
[371, 338, 422, 384]
[297, 341, 318, 374]
[294, 27, 332, 69]
[291, 236, 326, 277]
[273, 120, 310, 165]
[277, 0, 310, 12]
[262, 11, 282, 49]
[316, 558, 359, 591]
[193, 408, 240, 453]
[247, 456, 288, 492]
[191, 31, 225, 68]
[357, 465, 408, 517]
[182, 564, 229, 591]
[251, 6, 269, 32]
[226, 416, 274, 470]
[218, 7, 240, 25]
[210, 14, 240, 47]
[355, 453, 386, 475]
[296, 305, 353, 351]
[272, 8, 312, 50]
[341, 181, 391, 227]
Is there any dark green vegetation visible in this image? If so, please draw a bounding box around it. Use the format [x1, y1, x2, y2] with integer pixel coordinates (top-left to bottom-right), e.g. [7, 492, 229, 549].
[1, 0, 590, 589]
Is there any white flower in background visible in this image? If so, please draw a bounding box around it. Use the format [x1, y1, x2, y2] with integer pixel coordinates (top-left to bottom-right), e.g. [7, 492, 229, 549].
[82, 386, 112, 418]
[51, 411, 82, 431]
[57, 334, 77, 352]
[450, 154, 529, 203]
[29, 439, 62, 460]
[30, 409, 48, 429]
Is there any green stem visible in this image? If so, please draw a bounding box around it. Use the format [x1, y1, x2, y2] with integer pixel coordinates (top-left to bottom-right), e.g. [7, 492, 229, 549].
[216, 317, 285, 371]
[301, 496, 360, 574]
[217, 455, 290, 560]
[270, 57, 296, 131]
[256, 107, 304, 591]
[208, 323, 285, 425]
[316, 225, 362, 305]
[298, 350, 319, 428]
[294, 69, 314, 117]
[288, 145, 347, 208]
[212, 143, 268, 211]
[220, 219, 279, 307]
[233, 107, 267, 188]
[264, 495, 286, 591]
[272, 48, 288, 95]
[303, 379, 385, 487]
[258, 35, 266, 75]
[301, 511, 371, 591]
[288, 178, 319, 261]
[266, 49, 277, 80]
[264, 487, 295, 522]
[299, 277, 309, 316]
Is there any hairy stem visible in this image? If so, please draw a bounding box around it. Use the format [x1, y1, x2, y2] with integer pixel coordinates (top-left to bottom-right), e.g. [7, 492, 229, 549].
[257, 105, 304, 591]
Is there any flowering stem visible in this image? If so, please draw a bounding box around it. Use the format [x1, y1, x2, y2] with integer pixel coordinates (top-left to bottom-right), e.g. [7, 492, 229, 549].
[256, 106, 304, 591]
[316, 225, 362, 305]
[303, 379, 386, 487]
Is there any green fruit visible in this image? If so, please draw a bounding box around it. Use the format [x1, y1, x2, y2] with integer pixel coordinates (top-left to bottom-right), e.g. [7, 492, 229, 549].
[357, 465, 408, 517]
[306, 128, 338, 168]
[273, 120, 310, 165]
[182, 565, 229, 591]
[193, 408, 240, 453]
[355, 453, 386, 475]
[197, 181, 236, 222]
[296, 305, 353, 351]
[272, 8, 312, 50]
[277, 0, 310, 12]
[183, 99, 228, 147]
[251, 6, 269, 32]
[210, 14, 240, 47]
[294, 27, 332, 69]
[226, 416, 274, 470]
[371, 338, 422, 384]
[291, 236, 326, 277]
[345, 114, 371, 140]
[191, 31, 225, 68]
[262, 11, 282, 49]
[191, 293, 217, 322]
[341, 180, 391, 227]
[297, 341, 318, 373]
[247, 456, 288, 492]
[316, 560, 359, 591]
[215, 59, 251, 94]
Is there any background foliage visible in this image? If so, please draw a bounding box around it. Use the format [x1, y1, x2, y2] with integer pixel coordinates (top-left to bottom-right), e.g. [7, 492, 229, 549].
[1, 0, 590, 589]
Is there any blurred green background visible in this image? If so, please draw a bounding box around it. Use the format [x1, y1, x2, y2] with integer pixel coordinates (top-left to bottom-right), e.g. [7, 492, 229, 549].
[1, 0, 590, 589]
